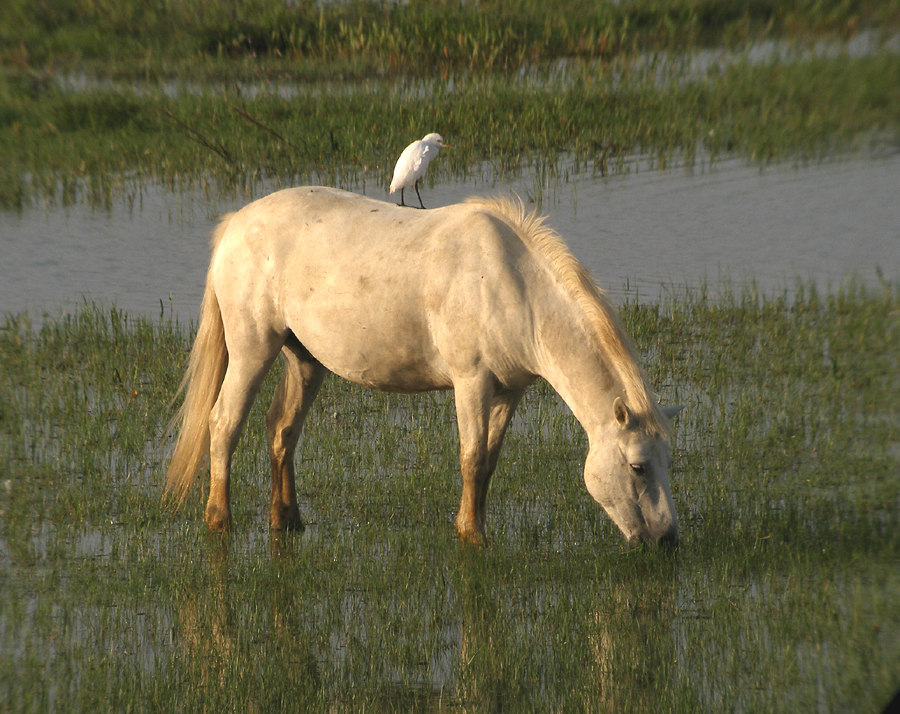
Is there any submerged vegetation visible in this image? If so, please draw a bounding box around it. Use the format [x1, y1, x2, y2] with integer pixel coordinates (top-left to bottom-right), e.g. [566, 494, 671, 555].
[1, 287, 897, 710]
[1, 0, 899, 207]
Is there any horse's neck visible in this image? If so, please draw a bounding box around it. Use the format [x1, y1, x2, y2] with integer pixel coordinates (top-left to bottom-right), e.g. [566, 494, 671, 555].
[534, 307, 621, 437]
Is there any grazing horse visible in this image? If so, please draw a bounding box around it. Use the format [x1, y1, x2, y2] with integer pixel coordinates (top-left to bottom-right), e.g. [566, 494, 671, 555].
[165, 187, 683, 547]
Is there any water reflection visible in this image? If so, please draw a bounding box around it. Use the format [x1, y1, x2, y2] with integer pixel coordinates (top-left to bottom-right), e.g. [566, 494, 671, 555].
[175, 535, 235, 692]
[584, 557, 681, 710]
[1, 154, 896, 322]
[449, 547, 683, 709]
[173, 531, 321, 705]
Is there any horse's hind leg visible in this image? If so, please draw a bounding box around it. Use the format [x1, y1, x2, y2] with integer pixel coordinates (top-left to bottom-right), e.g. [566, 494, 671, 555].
[266, 337, 326, 531]
[206, 336, 282, 531]
[482, 387, 525, 506]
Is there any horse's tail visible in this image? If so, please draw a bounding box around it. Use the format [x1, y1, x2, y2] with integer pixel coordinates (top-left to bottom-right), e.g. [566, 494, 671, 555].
[164, 213, 234, 506]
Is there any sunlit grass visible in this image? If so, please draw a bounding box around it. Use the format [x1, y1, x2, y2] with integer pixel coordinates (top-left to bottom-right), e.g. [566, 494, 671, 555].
[1, 285, 897, 711]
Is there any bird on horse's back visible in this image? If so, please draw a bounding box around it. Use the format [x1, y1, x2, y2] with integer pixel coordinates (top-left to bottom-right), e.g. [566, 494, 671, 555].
[389, 133, 449, 208]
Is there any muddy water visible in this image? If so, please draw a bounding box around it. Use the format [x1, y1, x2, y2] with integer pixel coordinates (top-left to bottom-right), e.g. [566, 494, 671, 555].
[1, 153, 897, 322]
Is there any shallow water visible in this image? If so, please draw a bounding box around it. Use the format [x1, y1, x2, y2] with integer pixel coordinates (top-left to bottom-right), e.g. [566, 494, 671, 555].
[1, 153, 897, 322]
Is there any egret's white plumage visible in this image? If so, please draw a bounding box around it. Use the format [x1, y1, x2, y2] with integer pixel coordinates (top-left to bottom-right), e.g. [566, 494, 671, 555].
[389, 133, 449, 208]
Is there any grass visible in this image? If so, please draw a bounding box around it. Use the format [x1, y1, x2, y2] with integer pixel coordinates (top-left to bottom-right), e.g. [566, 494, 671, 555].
[1, 0, 899, 208]
[1, 285, 897, 711]
[3, 0, 895, 81]
[1, 50, 898, 209]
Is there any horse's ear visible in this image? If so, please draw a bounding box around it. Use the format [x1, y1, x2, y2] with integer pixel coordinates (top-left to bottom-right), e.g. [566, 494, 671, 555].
[613, 396, 632, 428]
[661, 404, 684, 421]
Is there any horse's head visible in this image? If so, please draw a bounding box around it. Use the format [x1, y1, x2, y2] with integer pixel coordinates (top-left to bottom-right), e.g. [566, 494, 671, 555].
[584, 397, 683, 547]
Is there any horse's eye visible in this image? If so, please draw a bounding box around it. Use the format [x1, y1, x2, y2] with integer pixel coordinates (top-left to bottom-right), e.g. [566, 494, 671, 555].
[630, 463, 646, 476]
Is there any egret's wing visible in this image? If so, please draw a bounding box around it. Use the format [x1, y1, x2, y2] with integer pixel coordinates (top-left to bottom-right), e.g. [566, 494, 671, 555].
[412, 143, 438, 173]
[390, 141, 420, 192]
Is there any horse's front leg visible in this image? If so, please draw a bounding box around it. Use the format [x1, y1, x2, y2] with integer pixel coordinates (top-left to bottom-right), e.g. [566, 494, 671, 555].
[453, 374, 495, 547]
[458, 387, 525, 545]
[266, 341, 325, 531]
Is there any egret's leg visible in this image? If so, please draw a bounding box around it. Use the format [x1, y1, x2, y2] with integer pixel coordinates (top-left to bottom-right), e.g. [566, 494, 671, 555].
[398, 188, 406, 207]
[414, 180, 426, 209]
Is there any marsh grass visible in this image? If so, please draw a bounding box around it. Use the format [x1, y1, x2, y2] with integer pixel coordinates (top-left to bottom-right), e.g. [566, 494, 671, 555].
[2, 50, 898, 209]
[4, 0, 895, 81]
[2, 0, 899, 208]
[1, 285, 897, 711]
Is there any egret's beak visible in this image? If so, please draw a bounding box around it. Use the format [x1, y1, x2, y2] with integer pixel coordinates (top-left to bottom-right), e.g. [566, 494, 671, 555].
[441, 141, 452, 148]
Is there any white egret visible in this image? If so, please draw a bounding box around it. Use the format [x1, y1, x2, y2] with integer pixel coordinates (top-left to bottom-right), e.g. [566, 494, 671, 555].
[389, 133, 450, 209]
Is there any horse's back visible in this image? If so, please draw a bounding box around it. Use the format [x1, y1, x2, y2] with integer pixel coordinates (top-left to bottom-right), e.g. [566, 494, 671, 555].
[211, 187, 543, 391]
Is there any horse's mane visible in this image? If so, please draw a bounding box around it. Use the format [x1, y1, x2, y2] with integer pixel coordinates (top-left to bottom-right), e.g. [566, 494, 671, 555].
[466, 194, 668, 436]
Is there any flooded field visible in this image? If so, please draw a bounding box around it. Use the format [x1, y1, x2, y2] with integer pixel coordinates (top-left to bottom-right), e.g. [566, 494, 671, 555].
[1, 283, 897, 711]
[2, 152, 897, 321]
[2, 2, 899, 710]
[1, 104, 898, 714]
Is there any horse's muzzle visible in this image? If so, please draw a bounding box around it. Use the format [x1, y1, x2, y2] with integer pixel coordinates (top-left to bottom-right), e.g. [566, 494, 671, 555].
[627, 525, 679, 549]
[655, 527, 680, 548]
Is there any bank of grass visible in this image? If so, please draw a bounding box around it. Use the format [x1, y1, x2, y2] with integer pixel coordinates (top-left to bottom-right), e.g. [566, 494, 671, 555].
[1, 0, 898, 209]
[1, 50, 898, 208]
[3, 0, 894, 81]
[1, 285, 897, 711]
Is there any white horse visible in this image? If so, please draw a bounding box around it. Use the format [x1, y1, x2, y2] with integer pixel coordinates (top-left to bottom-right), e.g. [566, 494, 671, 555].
[165, 187, 683, 547]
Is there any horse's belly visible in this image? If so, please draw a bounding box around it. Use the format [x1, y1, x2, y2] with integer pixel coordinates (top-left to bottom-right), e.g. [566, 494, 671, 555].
[288, 307, 452, 393]
[335, 360, 452, 393]
[310, 343, 452, 392]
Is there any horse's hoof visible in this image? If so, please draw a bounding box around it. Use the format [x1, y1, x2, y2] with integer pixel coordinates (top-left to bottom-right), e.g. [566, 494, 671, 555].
[204, 504, 232, 531]
[270, 505, 304, 532]
[455, 524, 488, 549]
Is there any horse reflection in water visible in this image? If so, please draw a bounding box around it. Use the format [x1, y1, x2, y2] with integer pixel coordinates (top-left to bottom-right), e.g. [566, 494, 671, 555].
[173, 539, 233, 692]
[173, 535, 320, 703]
[165, 187, 682, 546]
[452, 556, 681, 708]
